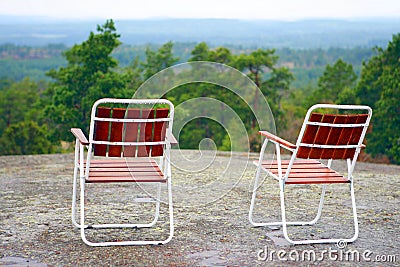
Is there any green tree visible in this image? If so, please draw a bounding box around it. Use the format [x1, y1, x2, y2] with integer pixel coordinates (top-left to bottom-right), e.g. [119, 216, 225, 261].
[0, 78, 13, 91]
[189, 42, 210, 61]
[262, 67, 294, 129]
[233, 49, 276, 130]
[234, 49, 278, 88]
[141, 41, 179, 79]
[183, 46, 294, 151]
[357, 34, 400, 163]
[0, 78, 53, 155]
[313, 59, 357, 103]
[233, 49, 293, 132]
[190, 43, 233, 64]
[208, 47, 233, 64]
[356, 53, 387, 109]
[44, 20, 131, 142]
[0, 121, 54, 155]
[0, 78, 44, 136]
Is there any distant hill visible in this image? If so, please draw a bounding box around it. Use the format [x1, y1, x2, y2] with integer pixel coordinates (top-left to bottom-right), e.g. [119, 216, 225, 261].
[0, 16, 399, 48]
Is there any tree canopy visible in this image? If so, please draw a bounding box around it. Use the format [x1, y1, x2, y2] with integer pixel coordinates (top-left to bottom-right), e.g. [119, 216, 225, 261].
[356, 34, 400, 162]
[43, 20, 132, 141]
[0, 21, 398, 164]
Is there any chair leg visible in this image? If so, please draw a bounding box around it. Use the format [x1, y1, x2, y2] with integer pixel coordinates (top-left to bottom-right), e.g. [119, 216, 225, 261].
[160, 175, 174, 245]
[281, 181, 359, 245]
[249, 169, 326, 227]
[79, 180, 174, 246]
[249, 164, 265, 226]
[307, 184, 326, 225]
[71, 141, 81, 228]
[138, 183, 161, 228]
[71, 172, 89, 229]
[349, 181, 359, 241]
[71, 165, 80, 228]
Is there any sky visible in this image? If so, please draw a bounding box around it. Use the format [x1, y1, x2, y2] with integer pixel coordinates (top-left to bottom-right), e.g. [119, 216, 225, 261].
[1, 0, 400, 20]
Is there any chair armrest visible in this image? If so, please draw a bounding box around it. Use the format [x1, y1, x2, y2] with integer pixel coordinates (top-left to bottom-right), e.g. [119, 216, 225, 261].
[71, 128, 89, 145]
[166, 130, 178, 145]
[259, 131, 296, 149]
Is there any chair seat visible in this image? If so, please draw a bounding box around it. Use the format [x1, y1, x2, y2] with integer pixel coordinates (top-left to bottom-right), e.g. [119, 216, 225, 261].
[255, 159, 350, 184]
[84, 159, 166, 183]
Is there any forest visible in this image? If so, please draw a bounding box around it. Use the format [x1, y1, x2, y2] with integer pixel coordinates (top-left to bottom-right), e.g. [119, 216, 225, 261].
[0, 20, 399, 164]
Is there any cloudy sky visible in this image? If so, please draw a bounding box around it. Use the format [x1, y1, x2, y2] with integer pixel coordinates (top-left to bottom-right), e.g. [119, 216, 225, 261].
[1, 0, 400, 20]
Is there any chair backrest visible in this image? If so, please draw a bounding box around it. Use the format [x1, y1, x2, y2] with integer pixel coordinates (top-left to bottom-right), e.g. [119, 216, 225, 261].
[295, 104, 372, 160]
[88, 98, 174, 158]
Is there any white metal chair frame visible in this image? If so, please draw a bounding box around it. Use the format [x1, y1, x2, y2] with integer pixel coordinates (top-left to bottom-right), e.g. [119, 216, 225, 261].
[71, 98, 175, 246]
[249, 104, 372, 245]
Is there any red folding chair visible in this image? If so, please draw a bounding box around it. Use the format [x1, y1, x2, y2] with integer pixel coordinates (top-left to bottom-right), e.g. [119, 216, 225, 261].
[249, 104, 372, 244]
[71, 98, 176, 246]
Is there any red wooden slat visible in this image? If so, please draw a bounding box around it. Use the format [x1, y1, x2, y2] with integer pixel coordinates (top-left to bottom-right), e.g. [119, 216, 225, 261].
[333, 115, 358, 159]
[257, 159, 349, 184]
[258, 159, 325, 168]
[137, 109, 153, 157]
[266, 164, 327, 170]
[262, 163, 326, 169]
[297, 113, 323, 158]
[94, 107, 111, 156]
[297, 112, 369, 160]
[123, 108, 140, 157]
[269, 167, 336, 173]
[87, 158, 156, 163]
[284, 172, 343, 178]
[345, 114, 368, 159]
[92, 106, 172, 158]
[152, 108, 169, 156]
[90, 167, 163, 172]
[89, 159, 155, 163]
[87, 162, 158, 168]
[108, 108, 126, 157]
[86, 176, 166, 183]
[320, 114, 347, 159]
[145, 110, 155, 156]
[259, 159, 320, 164]
[286, 177, 349, 184]
[86, 158, 166, 183]
[308, 114, 336, 158]
[89, 171, 163, 177]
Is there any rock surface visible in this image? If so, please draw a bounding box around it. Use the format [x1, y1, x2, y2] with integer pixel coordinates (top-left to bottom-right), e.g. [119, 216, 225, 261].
[1, 150, 399, 266]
